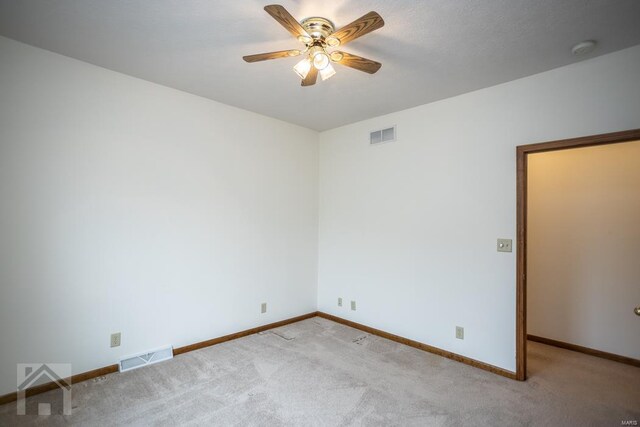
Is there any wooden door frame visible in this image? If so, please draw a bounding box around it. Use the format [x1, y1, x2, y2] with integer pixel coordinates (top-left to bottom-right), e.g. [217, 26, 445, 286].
[515, 128, 640, 381]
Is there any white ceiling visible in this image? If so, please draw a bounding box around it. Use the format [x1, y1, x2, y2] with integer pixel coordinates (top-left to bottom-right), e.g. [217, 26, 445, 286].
[1, 1, 639, 131]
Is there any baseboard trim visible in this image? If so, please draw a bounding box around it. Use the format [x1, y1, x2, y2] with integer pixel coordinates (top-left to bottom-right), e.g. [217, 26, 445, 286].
[173, 312, 317, 355]
[527, 334, 640, 367]
[0, 311, 318, 406]
[316, 312, 518, 380]
[0, 364, 119, 406]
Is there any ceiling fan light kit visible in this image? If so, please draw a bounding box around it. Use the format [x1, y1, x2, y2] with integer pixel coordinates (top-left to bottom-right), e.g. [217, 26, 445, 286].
[243, 4, 384, 87]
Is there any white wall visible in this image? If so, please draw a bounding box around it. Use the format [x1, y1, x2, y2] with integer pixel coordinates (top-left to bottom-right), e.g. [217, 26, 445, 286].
[528, 141, 640, 359]
[317, 45, 640, 372]
[0, 36, 319, 395]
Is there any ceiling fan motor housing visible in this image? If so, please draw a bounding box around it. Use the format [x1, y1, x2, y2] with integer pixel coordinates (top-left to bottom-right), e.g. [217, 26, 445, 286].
[301, 17, 335, 40]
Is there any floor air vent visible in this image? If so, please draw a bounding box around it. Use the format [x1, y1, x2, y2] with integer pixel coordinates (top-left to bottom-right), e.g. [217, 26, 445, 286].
[370, 126, 396, 145]
[119, 345, 173, 372]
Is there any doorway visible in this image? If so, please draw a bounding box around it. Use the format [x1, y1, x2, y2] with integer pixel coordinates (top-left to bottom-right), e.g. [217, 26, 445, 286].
[515, 128, 640, 381]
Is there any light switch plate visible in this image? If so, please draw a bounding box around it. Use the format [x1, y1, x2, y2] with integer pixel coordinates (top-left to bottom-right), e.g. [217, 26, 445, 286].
[497, 238, 512, 253]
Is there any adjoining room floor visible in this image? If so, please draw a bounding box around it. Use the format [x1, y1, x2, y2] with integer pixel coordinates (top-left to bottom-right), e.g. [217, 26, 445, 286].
[1, 317, 639, 426]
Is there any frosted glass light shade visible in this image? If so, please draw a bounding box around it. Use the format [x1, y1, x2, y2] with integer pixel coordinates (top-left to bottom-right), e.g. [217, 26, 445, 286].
[313, 52, 330, 70]
[293, 58, 311, 79]
[320, 63, 336, 81]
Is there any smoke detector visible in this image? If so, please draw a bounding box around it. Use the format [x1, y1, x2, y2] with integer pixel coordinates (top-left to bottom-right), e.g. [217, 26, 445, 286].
[571, 40, 597, 56]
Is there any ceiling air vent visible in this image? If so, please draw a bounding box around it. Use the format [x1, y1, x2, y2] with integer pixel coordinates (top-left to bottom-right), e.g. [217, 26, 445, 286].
[370, 126, 396, 145]
[119, 345, 173, 372]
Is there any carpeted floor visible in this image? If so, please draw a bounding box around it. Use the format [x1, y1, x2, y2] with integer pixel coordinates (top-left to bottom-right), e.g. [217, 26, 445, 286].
[1, 317, 639, 426]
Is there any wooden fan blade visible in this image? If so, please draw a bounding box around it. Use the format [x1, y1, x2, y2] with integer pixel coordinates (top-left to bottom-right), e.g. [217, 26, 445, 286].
[301, 66, 318, 86]
[333, 52, 382, 74]
[264, 4, 310, 40]
[243, 50, 301, 63]
[330, 11, 384, 46]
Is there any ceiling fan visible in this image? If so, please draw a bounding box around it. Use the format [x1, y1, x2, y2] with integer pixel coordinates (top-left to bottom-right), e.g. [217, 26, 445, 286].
[243, 4, 384, 86]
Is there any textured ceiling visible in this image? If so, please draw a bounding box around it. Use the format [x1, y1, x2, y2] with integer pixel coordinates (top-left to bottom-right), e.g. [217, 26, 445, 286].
[1, 0, 640, 131]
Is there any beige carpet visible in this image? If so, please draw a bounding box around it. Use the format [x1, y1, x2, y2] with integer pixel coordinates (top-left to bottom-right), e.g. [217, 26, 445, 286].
[1, 317, 638, 426]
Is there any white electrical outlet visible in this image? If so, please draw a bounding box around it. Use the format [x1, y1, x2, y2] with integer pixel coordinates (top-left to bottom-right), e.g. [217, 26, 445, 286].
[110, 332, 121, 348]
[261, 302, 267, 314]
[338, 297, 343, 307]
[350, 300, 356, 311]
[455, 326, 464, 340]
